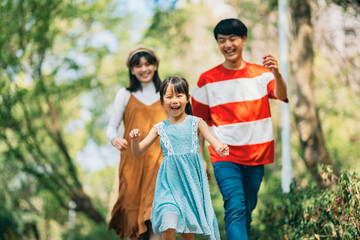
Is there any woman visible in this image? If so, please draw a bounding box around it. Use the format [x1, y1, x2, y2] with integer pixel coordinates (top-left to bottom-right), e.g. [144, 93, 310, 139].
[106, 45, 167, 240]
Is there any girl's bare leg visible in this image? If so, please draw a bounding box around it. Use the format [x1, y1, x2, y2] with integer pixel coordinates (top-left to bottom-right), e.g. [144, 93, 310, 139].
[180, 233, 195, 240]
[161, 228, 175, 240]
[148, 222, 161, 240]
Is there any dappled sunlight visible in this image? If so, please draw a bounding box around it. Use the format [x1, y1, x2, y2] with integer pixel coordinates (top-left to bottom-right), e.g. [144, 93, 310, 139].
[1, 0, 359, 239]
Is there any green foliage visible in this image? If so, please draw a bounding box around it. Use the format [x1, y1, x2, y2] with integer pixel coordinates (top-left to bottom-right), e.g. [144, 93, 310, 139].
[0, 208, 19, 240]
[314, 52, 360, 170]
[0, 0, 128, 237]
[63, 221, 118, 240]
[267, 0, 278, 10]
[144, 7, 191, 53]
[0, 0, 359, 238]
[142, 5, 193, 80]
[258, 166, 360, 239]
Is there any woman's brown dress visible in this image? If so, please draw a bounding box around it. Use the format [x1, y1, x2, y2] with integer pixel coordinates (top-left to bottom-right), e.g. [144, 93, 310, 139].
[108, 94, 167, 239]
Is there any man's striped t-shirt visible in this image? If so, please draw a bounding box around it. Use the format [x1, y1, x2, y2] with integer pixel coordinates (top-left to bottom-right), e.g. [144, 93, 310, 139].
[192, 62, 287, 166]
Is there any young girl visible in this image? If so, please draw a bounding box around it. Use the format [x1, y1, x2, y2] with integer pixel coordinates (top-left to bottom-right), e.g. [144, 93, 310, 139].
[106, 45, 167, 240]
[129, 76, 229, 240]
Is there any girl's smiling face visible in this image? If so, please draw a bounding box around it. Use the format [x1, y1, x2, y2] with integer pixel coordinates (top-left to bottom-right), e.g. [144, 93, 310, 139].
[162, 83, 188, 120]
[130, 56, 157, 84]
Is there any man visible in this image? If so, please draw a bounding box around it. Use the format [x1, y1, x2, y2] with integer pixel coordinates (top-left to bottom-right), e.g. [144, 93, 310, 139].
[192, 18, 288, 240]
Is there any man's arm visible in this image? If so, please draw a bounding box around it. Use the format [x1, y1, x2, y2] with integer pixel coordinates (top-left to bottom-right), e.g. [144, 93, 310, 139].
[262, 54, 288, 101]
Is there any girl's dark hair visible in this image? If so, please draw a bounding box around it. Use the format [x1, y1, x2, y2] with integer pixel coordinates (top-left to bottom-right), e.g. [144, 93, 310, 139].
[160, 76, 192, 115]
[213, 18, 247, 40]
[126, 51, 161, 92]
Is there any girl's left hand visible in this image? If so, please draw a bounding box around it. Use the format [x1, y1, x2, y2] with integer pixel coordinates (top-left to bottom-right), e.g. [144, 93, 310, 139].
[218, 144, 229, 157]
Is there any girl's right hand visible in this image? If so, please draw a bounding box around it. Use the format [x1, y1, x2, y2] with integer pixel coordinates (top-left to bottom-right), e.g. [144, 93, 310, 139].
[217, 144, 229, 157]
[111, 137, 128, 151]
[129, 129, 140, 140]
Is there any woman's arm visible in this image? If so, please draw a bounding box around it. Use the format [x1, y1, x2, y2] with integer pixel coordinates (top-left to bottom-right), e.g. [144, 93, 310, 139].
[129, 127, 159, 157]
[198, 119, 229, 157]
[106, 88, 131, 150]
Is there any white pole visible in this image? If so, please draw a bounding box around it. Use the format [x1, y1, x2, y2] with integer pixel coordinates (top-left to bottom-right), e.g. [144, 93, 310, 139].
[279, 0, 292, 193]
[68, 200, 76, 240]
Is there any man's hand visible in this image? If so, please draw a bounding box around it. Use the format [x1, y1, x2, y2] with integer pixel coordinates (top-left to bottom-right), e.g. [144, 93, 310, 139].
[262, 54, 288, 100]
[262, 54, 280, 75]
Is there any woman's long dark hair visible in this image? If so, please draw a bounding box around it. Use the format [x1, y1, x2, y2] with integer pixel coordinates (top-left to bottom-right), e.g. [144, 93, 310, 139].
[159, 76, 192, 115]
[126, 51, 161, 92]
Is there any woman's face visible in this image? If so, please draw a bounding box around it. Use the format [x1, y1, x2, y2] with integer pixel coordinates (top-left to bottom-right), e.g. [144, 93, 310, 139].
[130, 56, 157, 84]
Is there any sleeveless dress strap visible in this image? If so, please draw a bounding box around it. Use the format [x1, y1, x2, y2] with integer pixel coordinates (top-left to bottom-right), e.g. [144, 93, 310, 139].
[190, 116, 200, 153]
[155, 122, 175, 156]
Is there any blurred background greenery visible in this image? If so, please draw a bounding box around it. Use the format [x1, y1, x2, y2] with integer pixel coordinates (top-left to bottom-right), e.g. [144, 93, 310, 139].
[1, 0, 360, 239]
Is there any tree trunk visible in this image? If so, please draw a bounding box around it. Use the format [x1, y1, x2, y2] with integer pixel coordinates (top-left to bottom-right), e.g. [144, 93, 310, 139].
[290, 0, 339, 184]
[72, 189, 106, 223]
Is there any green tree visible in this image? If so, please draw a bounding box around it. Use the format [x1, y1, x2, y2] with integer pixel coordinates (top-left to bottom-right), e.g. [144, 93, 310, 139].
[0, 0, 125, 235]
[289, 0, 340, 184]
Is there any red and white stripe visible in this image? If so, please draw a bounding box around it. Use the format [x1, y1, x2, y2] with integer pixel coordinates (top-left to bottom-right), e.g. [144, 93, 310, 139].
[192, 63, 280, 165]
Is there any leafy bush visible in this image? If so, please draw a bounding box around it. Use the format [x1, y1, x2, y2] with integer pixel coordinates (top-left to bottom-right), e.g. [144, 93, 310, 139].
[0, 208, 18, 240]
[259, 165, 360, 240]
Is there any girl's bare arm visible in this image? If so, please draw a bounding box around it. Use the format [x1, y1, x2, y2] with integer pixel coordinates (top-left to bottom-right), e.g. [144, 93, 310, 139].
[198, 119, 229, 157]
[129, 127, 159, 157]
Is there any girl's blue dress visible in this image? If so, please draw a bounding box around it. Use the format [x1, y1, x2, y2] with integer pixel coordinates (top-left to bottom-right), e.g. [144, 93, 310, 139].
[151, 115, 220, 240]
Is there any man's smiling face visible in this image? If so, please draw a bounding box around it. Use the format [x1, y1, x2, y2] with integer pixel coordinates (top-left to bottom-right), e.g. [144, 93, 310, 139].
[217, 34, 247, 65]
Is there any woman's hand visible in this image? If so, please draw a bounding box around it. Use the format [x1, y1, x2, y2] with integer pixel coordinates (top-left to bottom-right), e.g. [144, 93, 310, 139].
[111, 137, 128, 151]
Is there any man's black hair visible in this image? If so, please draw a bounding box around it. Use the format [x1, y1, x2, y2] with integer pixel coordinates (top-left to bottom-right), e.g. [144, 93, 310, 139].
[213, 18, 248, 40]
